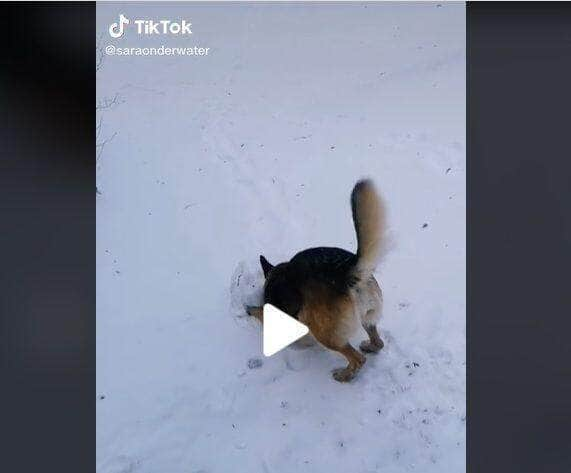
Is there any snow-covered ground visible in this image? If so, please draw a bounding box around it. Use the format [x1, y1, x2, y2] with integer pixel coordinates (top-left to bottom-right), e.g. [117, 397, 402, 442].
[96, 3, 465, 472]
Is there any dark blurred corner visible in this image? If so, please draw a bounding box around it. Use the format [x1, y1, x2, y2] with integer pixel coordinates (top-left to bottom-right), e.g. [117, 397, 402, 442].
[0, 2, 94, 472]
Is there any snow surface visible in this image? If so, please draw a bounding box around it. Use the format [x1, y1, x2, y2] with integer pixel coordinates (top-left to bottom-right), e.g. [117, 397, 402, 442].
[97, 3, 465, 473]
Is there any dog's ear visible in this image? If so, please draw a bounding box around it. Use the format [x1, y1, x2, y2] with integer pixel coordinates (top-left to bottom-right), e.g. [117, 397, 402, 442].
[259, 255, 274, 278]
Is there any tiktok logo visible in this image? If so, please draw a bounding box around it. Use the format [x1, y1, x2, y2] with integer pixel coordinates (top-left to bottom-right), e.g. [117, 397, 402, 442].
[108, 14, 194, 38]
[109, 14, 130, 38]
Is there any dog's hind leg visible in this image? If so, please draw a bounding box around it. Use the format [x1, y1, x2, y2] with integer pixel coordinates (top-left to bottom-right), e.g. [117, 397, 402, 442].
[360, 320, 384, 353]
[309, 319, 365, 382]
[358, 278, 385, 353]
[302, 309, 365, 382]
[312, 334, 365, 382]
[330, 343, 366, 382]
[299, 286, 366, 382]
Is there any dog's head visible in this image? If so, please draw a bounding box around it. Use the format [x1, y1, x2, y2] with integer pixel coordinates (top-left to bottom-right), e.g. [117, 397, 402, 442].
[259, 255, 302, 318]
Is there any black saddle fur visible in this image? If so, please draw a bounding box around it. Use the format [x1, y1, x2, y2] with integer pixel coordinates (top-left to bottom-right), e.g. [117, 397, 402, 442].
[263, 247, 359, 319]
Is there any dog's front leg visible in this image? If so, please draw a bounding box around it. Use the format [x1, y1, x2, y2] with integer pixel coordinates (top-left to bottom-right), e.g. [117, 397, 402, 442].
[245, 305, 263, 323]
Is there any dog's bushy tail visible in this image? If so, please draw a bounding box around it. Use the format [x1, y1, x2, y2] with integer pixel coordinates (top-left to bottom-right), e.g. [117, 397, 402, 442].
[350, 179, 387, 282]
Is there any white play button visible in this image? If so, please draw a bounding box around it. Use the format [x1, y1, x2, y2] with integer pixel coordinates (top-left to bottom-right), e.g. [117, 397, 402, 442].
[263, 303, 309, 357]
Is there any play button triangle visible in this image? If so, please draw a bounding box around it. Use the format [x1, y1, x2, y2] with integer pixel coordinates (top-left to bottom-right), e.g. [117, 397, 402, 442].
[263, 303, 309, 357]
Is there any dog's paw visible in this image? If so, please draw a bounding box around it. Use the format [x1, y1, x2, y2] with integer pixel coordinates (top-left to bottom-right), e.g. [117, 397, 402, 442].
[332, 367, 357, 383]
[359, 339, 384, 353]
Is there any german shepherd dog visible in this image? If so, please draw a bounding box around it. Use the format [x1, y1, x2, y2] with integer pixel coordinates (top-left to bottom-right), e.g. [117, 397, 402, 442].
[246, 179, 387, 382]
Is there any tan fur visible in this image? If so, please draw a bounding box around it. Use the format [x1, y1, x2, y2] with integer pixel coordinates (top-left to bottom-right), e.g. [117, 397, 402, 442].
[296, 283, 363, 382]
[297, 282, 358, 347]
[295, 278, 382, 382]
